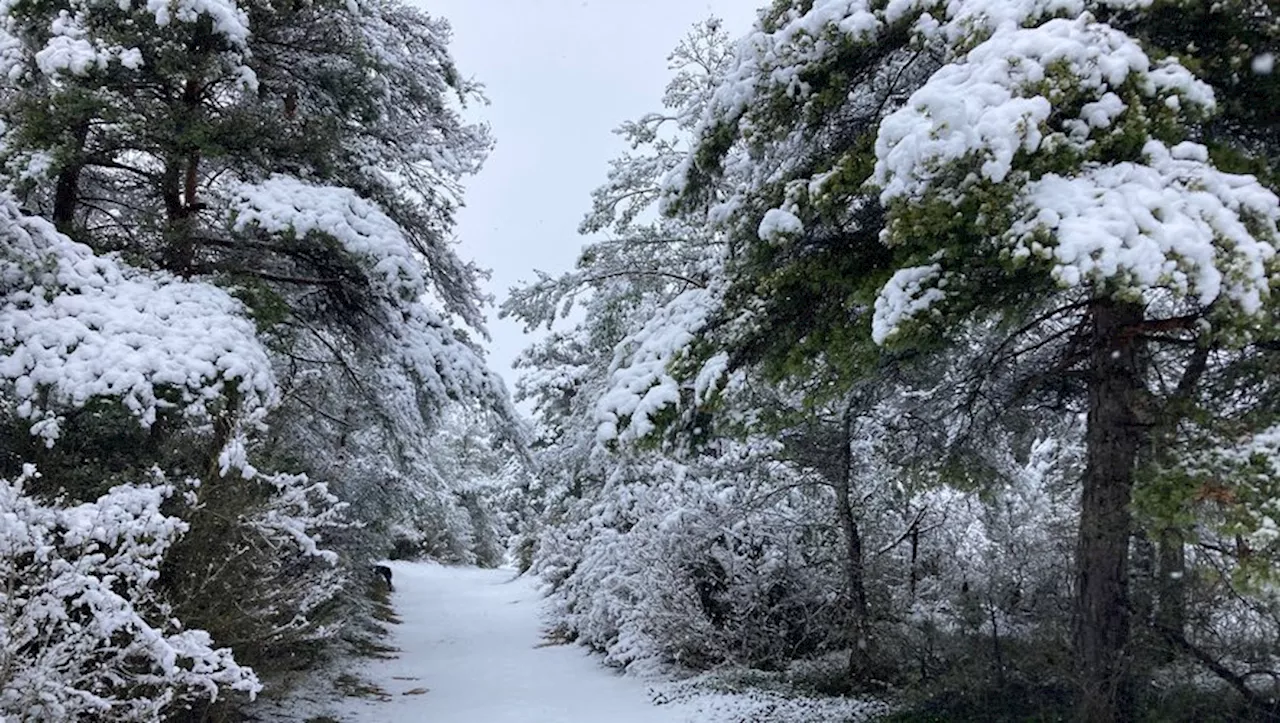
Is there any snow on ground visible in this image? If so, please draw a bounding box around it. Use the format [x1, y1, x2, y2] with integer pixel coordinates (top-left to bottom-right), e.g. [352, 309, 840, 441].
[335, 561, 681, 722]
[302, 561, 888, 722]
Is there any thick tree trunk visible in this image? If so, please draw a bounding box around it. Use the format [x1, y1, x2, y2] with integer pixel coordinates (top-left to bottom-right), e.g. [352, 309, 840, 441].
[52, 121, 90, 235]
[836, 398, 873, 684]
[1076, 299, 1146, 723]
[52, 165, 82, 234]
[161, 158, 194, 274]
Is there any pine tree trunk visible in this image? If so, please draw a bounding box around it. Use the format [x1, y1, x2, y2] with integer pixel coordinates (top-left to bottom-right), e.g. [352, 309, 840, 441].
[52, 122, 90, 235]
[836, 398, 873, 685]
[52, 165, 81, 235]
[161, 77, 205, 275]
[1076, 299, 1146, 723]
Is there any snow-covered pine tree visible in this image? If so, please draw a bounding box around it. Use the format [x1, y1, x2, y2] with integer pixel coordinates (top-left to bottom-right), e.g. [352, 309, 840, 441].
[502, 16, 735, 527]
[867, 14, 1278, 719]
[608, 0, 1278, 718]
[0, 0, 516, 715]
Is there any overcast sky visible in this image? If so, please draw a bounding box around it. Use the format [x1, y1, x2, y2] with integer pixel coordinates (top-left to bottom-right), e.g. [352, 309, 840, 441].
[422, 0, 760, 391]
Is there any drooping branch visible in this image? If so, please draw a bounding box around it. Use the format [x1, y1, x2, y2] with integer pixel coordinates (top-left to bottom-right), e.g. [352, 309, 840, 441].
[581, 268, 707, 289]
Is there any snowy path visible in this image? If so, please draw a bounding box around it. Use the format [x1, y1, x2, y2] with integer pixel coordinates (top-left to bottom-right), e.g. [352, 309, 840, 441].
[336, 561, 685, 723]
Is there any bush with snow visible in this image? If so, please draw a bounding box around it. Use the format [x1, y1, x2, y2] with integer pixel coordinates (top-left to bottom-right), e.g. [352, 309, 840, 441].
[535, 446, 848, 673]
[0, 466, 260, 721]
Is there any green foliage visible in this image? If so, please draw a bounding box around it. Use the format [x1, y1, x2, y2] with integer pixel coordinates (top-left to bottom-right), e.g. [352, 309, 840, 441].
[1117, 0, 1280, 156]
[231, 277, 293, 333]
[0, 399, 165, 501]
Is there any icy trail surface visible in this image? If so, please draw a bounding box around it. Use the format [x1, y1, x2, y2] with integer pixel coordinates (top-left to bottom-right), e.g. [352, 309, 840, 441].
[336, 561, 683, 723]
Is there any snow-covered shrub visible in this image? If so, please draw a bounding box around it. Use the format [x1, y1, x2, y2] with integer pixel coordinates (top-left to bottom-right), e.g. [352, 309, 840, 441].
[0, 197, 276, 450]
[536, 448, 846, 673]
[159, 465, 348, 678]
[0, 465, 260, 721]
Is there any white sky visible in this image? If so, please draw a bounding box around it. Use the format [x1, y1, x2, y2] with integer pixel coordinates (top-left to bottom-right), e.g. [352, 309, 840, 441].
[422, 0, 760, 391]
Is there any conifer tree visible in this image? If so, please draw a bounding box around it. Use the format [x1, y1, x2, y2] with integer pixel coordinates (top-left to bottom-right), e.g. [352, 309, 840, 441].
[645, 2, 1279, 718]
[0, 0, 513, 713]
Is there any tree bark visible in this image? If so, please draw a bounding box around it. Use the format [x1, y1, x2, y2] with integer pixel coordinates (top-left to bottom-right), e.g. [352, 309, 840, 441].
[161, 77, 204, 275]
[161, 158, 194, 274]
[836, 396, 873, 684]
[1130, 529, 1154, 630]
[1076, 298, 1146, 723]
[52, 165, 82, 235]
[52, 121, 91, 235]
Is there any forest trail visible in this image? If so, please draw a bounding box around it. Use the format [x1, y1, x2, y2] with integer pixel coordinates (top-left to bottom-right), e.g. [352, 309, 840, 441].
[336, 561, 684, 723]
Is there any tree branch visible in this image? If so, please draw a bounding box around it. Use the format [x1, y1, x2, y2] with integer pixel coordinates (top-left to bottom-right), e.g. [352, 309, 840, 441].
[582, 269, 706, 289]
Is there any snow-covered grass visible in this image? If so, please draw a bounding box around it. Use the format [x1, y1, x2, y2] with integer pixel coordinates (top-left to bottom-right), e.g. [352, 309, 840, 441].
[265, 561, 885, 722]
